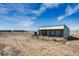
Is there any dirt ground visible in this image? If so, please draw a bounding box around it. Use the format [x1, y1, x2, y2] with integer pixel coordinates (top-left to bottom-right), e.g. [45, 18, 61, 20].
[0, 31, 79, 56]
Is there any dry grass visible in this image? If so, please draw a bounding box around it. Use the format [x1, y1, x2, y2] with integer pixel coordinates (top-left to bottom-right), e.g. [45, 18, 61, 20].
[0, 31, 79, 56]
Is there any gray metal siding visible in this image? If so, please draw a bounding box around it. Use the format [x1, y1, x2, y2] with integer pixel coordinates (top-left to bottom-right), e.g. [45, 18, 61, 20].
[63, 26, 70, 39]
[38, 30, 63, 37]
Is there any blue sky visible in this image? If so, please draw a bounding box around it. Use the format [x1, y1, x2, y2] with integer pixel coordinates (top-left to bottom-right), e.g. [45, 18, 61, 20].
[0, 3, 79, 31]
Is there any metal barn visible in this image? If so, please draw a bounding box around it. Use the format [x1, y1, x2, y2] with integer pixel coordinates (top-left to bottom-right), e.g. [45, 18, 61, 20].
[38, 25, 70, 39]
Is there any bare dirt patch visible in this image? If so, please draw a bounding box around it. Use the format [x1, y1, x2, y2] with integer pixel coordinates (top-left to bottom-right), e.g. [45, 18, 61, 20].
[0, 32, 79, 56]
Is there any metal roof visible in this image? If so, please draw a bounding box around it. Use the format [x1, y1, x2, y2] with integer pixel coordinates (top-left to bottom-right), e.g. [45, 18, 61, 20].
[38, 24, 70, 30]
[39, 24, 66, 28]
[38, 25, 66, 30]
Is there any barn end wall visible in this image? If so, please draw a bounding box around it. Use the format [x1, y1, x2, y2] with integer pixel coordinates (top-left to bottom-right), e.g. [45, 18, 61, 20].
[63, 25, 70, 39]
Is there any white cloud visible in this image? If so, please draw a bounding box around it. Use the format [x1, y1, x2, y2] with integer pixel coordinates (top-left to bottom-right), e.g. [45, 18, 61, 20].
[9, 4, 32, 16]
[0, 4, 36, 29]
[17, 17, 34, 27]
[42, 3, 59, 8]
[0, 3, 60, 30]
[57, 4, 79, 21]
[57, 15, 65, 21]
[0, 7, 8, 14]
[0, 3, 61, 29]
[0, 16, 34, 28]
[65, 5, 73, 16]
[33, 3, 60, 16]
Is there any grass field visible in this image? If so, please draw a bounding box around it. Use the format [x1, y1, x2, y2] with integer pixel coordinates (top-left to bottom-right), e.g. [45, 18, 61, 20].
[0, 31, 79, 56]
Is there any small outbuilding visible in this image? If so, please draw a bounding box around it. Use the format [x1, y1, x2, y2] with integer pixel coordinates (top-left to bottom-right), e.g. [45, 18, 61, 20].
[38, 25, 70, 39]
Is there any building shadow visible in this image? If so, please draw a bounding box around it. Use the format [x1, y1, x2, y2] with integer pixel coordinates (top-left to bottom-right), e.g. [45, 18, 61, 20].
[68, 36, 79, 41]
